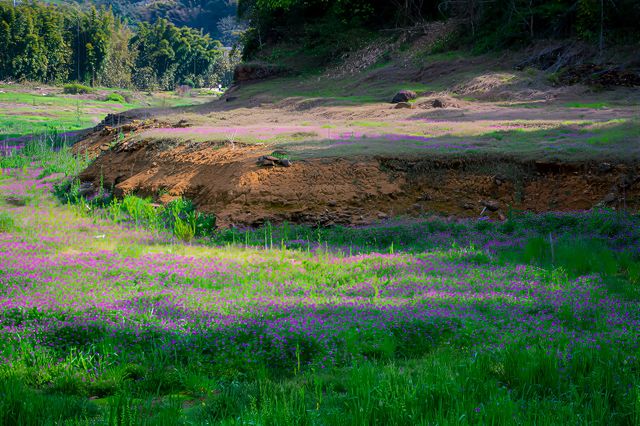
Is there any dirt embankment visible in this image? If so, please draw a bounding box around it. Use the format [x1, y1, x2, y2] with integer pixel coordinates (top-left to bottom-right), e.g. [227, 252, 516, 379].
[76, 127, 639, 228]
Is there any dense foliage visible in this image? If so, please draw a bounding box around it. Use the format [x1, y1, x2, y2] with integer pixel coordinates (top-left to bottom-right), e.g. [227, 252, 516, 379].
[43, 0, 237, 40]
[0, 1, 227, 89]
[239, 0, 640, 59]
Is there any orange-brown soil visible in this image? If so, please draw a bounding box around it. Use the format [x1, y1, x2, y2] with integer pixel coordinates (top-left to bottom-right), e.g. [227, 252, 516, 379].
[77, 128, 639, 227]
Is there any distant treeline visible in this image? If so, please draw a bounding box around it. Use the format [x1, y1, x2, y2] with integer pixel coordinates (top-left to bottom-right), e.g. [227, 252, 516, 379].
[239, 0, 640, 59]
[0, 1, 232, 89]
[43, 0, 237, 40]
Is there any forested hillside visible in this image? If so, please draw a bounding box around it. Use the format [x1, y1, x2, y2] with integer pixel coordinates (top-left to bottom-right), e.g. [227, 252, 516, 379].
[43, 0, 238, 40]
[0, 1, 236, 89]
[239, 0, 640, 62]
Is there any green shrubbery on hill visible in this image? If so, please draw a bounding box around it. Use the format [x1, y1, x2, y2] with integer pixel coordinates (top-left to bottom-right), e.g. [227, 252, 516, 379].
[239, 0, 640, 62]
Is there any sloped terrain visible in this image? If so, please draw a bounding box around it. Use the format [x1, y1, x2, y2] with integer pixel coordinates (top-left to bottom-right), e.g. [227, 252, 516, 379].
[74, 47, 640, 227]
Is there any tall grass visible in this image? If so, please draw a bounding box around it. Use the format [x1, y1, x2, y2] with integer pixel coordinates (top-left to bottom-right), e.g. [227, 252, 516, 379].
[0, 211, 15, 232]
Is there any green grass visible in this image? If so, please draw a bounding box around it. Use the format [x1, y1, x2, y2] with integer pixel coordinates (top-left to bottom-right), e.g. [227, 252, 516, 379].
[1, 174, 640, 424]
[234, 65, 437, 105]
[2, 80, 640, 425]
[0, 211, 14, 232]
[0, 86, 216, 141]
[565, 102, 610, 109]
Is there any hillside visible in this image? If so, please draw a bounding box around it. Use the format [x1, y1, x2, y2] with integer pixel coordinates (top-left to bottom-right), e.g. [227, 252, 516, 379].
[72, 39, 640, 228]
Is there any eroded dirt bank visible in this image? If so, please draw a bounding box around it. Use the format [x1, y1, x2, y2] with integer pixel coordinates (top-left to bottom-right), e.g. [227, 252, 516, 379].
[76, 131, 639, 228]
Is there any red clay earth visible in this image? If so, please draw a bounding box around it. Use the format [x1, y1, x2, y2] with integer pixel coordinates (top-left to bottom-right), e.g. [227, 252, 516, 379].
[76, 126, 639, 228]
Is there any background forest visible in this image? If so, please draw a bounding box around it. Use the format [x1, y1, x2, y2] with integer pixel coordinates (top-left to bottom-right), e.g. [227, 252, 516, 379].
[0, 1, 241, 89]
[2, 0, 640, 89]
[239, 0, 640, 61]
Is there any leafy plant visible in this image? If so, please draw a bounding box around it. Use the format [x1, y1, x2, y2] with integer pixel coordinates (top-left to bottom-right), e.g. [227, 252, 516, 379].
[104, 93, 126, 103]
[0, 212, 15, 233]
[163, 198, 216, 238]
[63, 83, 93, 95]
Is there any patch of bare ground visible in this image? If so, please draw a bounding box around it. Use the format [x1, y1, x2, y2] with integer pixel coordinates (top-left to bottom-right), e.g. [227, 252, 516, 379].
[77, 127, 640, 228]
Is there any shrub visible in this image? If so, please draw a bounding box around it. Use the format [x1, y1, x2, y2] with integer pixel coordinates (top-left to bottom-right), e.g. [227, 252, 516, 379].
[63, 83, 93, 94]
[173, 217, 196, 243]
[104, 93, 125, 103]
[0, 212, 15, 233]
[121, 195, 159, 228]
[163, 198, 216, 238]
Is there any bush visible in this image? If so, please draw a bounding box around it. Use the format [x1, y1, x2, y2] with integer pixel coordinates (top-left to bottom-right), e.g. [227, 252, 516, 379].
[63, 83, 93, 94]
[0, 212, 15, 233]
[163, 198, 216, 238]
[104, 93, 125, 103]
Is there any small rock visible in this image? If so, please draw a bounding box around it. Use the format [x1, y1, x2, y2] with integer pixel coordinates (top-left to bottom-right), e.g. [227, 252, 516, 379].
[5, 196, 26, 206]
[619, 174, 637, 189]
[377, 212, 388, 219]
[480, 199, 500, 212]
[328, 200, 337, 207]
[462, 202, 475, 210]
[99, 144, 111, 152]
[78, 182, 95, 198]
[175, 119, 190, 128]
[494, 175, 508, 186]
[498, 212, 506, 221]
[597, 162, 613, 173]
[432, 99, 445, 108]
[257, 155, 291, 167]
[394, 102, 413, 109]
[391, 90, 417, 104]
[412, 203, 422, 211]
[419, 193, 432, 201]
[602, 192, 618, 204]
[260, 159, 277, 167]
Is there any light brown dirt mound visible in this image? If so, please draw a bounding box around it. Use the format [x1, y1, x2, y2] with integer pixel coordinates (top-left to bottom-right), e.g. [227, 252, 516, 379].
[78, 132, 640, 228]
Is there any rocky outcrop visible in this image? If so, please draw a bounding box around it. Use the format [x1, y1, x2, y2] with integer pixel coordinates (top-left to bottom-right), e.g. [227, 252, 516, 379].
[233, 63, 287, 83]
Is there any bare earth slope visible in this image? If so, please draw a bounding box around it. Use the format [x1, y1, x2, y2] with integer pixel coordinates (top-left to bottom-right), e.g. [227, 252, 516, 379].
[75, 50, 640, 227]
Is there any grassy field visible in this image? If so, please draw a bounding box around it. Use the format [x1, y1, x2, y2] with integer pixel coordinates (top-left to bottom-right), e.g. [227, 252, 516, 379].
[0, 84, 216, 141]
[0, 141, 639, 424]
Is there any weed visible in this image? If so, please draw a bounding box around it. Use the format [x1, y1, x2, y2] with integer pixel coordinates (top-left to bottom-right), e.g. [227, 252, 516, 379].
[63, 83, 93, 95]
[0, 211, 15, 232]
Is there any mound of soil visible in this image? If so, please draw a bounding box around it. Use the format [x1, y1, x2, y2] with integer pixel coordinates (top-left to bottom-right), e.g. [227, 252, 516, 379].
[556, 64, 640, 87]
[76, 125, 640, 228]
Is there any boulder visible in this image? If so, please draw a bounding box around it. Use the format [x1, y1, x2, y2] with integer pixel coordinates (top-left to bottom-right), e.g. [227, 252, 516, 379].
[432, 99, 445, 108]
[391, 90, 417, 104]
[480, 199, 500, 212]
[234, 63, 286, 83]
[257, 156, 292, 167]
